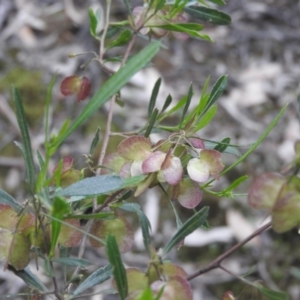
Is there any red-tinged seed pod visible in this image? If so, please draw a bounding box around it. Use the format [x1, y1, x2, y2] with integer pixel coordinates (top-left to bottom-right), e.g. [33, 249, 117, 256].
[60, 75, 91, 101]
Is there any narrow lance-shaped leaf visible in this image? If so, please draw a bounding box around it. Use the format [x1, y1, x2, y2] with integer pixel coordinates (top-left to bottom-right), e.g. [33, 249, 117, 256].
[254, 283, 289, 300]
[161, 94, 172, 113]
[89, 127, 100, 156]
[36, 150, 45, 172]
[184, 6, 231, 25]
[221, 175, 248, 195]
[214, 137, 231, 152]
[56, 175, 123, 197]
[203, 104, 288, 187]
[206, 0, 226, 5]
[45, 213, 106, 245]
[107, 30, 133, 50]
[106, 235, 128, 300]
[169, 0, 189, 18]
[159, 183, 182, 229]
[157, 23, 203, 32]
[71, 264, 113, 296]
[200, 75, 227, 118]
[155, 23, 211, 41]
[12, 87, 35, 194]
[8, 266, 49, 292]
[50, 197, 70, 257]
[123, 0, 134, 23]
[145, 108, 159, 138]
[121, 175, 147, 189]
[50, 41, 161, 151]
[0, 189, 23, 212]
[152, 0, 166, 12]
[148, 78, 162, 119]
[52, 257, 92, 267]
[66, 211, 114, 220]
[44, 74, 57, 145]
[194, 105, 217, 132]
[44, 258, 55, 277]
[196, 76, 210, 116]
[180, 84, 193, 128]
[163, 206, 209, 256]
[119, 203, 152, 255]
[88, 7, 99, 39]
[158, 95, 187, 122]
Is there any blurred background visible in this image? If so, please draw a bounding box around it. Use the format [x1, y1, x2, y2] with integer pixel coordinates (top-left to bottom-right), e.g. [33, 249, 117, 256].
[0, 0, 300, 299]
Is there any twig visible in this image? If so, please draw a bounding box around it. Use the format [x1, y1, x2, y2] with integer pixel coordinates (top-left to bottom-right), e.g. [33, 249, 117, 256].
[187, 221, 272, 281]
[94, 189, 124, 213]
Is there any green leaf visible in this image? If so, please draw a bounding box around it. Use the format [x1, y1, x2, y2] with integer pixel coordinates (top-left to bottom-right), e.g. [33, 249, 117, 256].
[145, 108, 159, 138]
[52, 257, 92, 267]
[12, 87, 35, 194]
[44, 74, 57, 145]
[8, 266, 49, 292]
[197, 76, 210, 115]
[50, 41, 161, 151]
[121, 175, 147, 188]
[180, 84, 193, 127]
[200, 75, 227, 118]
[155, 22, 211, 41]
[0, 188, 23, 212]
[163, 206, 209, 256]
[254, 284, 289, 300]
[151, 0, 166, 12]
[123, 0, 134, 23]
[159, 184, 182, 229]
[214, 137, 230, 152]
[72, 264, 113, 296]
[106, 235, 128, 300]
[203, 140, 241, 156]
[156, 22, 203, 32]
[44, 258, 55, 277]
[56, 175, 123, 197]
[50, 196, 70, 257]
[161, 94, 172, 113]
[220, 175, 248, 195]
[184, 6, 231, 25]
[148, 78, 162, 119]
[158, 95, 187, 122]
[49, 118, 71, 156]
[137, 288, 155, 300]
[66, 211, 114, 220]
[169, 0, 189, 18]
[119, 203, 152, 255]
[207, 0, 226, 5]
[88, 7, 100, 39]
[45, 213, 106, 246]
[89, 127, 101, 156]
[107, 30, 133, 50]
[209, 104, 288, 181]
[194, 105, 217, 131]
[36, 150, 45, 172]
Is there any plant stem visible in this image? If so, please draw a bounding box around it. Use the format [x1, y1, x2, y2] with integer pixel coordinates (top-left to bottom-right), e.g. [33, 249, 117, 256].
[187, 221, 272, 281]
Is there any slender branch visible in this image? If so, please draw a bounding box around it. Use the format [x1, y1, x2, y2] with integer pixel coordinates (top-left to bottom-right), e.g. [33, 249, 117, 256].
[187, 221, 272, 281]
[94, 189, 124, 212]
